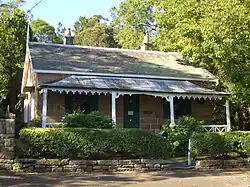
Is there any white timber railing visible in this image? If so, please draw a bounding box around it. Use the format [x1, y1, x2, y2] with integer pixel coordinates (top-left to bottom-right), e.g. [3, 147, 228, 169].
[202, 125, 228, 132]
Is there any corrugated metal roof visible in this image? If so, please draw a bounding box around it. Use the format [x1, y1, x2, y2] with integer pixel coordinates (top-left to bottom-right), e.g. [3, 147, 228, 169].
[29, 42, 216, 80]
[43, 75, 227, 95]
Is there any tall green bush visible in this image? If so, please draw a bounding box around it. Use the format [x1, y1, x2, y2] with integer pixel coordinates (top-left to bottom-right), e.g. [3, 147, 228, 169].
[163, 116, 204, 157]
[19, 128, 169, 159]
[61, 110, 114, 129]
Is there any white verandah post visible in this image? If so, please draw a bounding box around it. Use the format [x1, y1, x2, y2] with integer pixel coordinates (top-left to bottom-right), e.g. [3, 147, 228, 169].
[42, 88, 48, 128]
[111, 92, 117, 128]
[226, 100, 231, 132]
[169, 95, 175, 126]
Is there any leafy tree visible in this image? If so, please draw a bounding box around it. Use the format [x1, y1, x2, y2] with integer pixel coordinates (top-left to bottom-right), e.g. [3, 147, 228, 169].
[56, 22, 65, 42]
[73, 15, 118, 48]
[155, 0, 250, 129]
[0, 8, 27, 111]
[31, 19, 63, 43]
[0, 0, 24, 12]
[111, 0, 250, 129]
[111, 0, 157, 49]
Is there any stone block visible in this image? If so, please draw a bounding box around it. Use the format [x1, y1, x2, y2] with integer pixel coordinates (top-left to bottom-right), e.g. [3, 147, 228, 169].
[195, 160, 225, 169]
[121, 164, 134, 168]
[93, 166, 109, 171]
[118, 160, 132, 165]
[4, 147, 15, 152]
[22, 164, 34, 169]
[5, 119, 15, 134]
[0, 151, 15, 159]
[85, 166, 93, 172]
[51, 166, 63, 172]
[69, 160, 96, 166]
[37, 159, 61, 166]
[15, 159, 36, 164]
[60, 159, 69, 165]
[149, 168, 161, 171]
[134, 164, 145, 168]
[22, 166, 35, 173]
[0, 159, 14, 164]
[69, 160, 85, 165]
[141, 159, 166, 164]
[97, 160, 118, 166]
[108, 166, 118, 172]
[154, 164, 161, 168]
[1, 134, 15, 139]
[4, 138, 15, 147]
[145, 164, 154, 168]
[130, 159, 141, 164]
[117, 167, 133, 171]
[1, 163, 12, 170]
[63, 166, 77, 172]
[85, 160, 97, 166]
[76, 168, 86, 173]
[35, 164, 46, 169]
[0, 122, 6, 134]
[78, 165, 87, 169]
[161, 164, 170, 169]
[224, 160, 238, 166]
[35, 167, 52, 173]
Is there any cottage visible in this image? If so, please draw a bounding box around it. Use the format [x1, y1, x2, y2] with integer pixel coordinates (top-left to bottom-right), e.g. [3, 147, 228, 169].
[21, 31, 230, 132]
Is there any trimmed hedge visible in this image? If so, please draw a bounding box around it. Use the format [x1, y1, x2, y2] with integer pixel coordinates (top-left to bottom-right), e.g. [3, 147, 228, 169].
[18, 128, 169, 159]
[61, 111, 114, 129]
[191, 131, 250, 158]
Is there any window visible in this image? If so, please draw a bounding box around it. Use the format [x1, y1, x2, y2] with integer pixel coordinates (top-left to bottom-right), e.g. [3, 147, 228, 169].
[163, 98, 192, 119]
[65, 93, 99, 113]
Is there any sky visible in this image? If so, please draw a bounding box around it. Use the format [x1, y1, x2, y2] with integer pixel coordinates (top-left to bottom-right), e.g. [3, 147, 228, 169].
[20, 0, 123, 29]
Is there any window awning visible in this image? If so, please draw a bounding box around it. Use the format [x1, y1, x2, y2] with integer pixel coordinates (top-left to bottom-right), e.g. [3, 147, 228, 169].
[42, 75, 228, 99]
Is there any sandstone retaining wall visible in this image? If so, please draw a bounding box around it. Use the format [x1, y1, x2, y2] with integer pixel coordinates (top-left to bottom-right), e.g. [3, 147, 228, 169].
[0, 158, 180, 172]
[195, 159, 248, 169]
[0, 119, 15, 161]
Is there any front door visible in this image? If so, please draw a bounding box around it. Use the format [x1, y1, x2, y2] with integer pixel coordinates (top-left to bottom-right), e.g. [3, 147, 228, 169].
[124, 95, 140, 128]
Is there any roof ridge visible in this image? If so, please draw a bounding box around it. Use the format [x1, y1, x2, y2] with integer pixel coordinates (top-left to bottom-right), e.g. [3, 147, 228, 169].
[29, 42, 179, 55]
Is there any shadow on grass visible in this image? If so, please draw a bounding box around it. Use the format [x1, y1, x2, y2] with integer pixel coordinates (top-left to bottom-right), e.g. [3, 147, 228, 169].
[0, 169, 248, 187]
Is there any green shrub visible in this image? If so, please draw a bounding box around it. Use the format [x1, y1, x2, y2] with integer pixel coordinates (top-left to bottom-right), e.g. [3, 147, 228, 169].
[240, 135, 250, 156]
[19, 128, 169, 159]
[191, 133, 228, 158]
[221, 131, 250, 156]
[61, 110, 114, 129]
[27, 118, 42, 127]
[163, 116, 204, 157]
[191, 131, 250, 158]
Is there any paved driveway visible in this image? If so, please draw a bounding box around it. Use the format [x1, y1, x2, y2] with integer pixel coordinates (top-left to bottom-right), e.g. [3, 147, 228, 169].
[0, 169, 249, 187]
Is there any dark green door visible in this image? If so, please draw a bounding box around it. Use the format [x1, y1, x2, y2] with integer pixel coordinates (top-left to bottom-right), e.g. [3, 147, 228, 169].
[124, 95, 140, 128]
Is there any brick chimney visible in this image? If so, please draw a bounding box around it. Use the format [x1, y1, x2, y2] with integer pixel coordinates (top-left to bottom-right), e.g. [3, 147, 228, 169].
[141, 35, 151, 51]
[63, 28, 74, 45]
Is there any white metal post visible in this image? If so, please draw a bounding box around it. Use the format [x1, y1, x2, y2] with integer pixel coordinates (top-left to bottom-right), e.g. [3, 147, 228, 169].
[42, 88, 48, 128]
[169, 95, 175, 126]
[30, 92, 35, 121]
[24, 96, 29, 123]
[226, 100, 231, 132]
[111, 92, 117, 128]
[188, 139, 192, 166]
